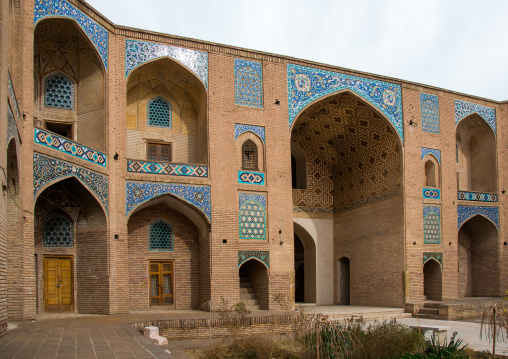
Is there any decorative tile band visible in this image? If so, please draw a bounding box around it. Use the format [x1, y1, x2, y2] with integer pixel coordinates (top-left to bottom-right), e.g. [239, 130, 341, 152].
[293, 206, 333, 215]
[238, 251, 269, 268]
[421, 147, 441, 163]
[238, 171, 265, 185]
[288, 64, 403, 143]
[423, 206, 441, 244]
[34, 153, 108, 211]
[235, 58, 262, 107]
[125, 39, 208, 88]
[239, 193, 266, 240]
[458, 205, 499, 231]
[8, 72, 20, 119]
[420, 93, 439, 134]
[127, 160, 208, 177]
[423, 253, 442, 266]
[235, 124, 265, 143]
[423, 188, 440, 199]
[35, 128, 106, 167]
[458, 191, 497, 202]
[126, 181, 211, 220]
[34, 0, 108, 70]
[455, 100, 496, 135]
[334, 188, 400, 214]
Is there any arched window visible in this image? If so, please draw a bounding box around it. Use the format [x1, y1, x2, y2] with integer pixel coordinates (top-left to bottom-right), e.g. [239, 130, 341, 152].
[43, 211, 74, 247]
[242, 140, 258, 170]
[425, 160, 436, 187]
[148, 97, 171, 128]
[149, 220, 173, 251]
[44, 73, 74, 110]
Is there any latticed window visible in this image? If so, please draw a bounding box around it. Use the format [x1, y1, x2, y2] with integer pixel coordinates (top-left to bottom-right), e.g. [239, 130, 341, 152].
[44, 73, 74, 110]
[149, 220, 173, 251]
[148, 97, 171, 127]
[43, 211, 74, 247]
[147, 142, 172, 162]
[242, 140, 258, 170]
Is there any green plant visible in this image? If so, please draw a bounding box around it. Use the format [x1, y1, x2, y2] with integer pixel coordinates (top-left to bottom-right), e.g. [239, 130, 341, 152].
[424, 331, 468, 357]
[480, 302, 508, 358]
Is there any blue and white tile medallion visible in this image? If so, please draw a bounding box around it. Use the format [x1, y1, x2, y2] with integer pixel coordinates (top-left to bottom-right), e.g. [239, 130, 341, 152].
[420, 93, 439, 133]
[238, 251, 269, 268]
[234, 124, 265, 143]
[457, 205, 499, 230]
[423, 206, 441, 244]
[421, 147, 441, 163]
[458, 191, 497, 202]
[239, 193, 266, 240]
[423, 188, 440, 200]
[33, 153, 108, 211]
[287, 64, 403, 143]
[126, 181, 211, 220]
[125, 39, 208, 88]
[455, 100, 496, 135]
[238, 171, 265, 185]
[34, 0, 108, 70]
[235, 59, 262, 107]
[35, 128, 107, 167]
[127, 161, 208, 177]
[423, 252, 442, 266]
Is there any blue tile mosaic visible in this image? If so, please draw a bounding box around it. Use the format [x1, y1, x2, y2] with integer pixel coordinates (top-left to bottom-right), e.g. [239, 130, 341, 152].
[239, 193, 266, 240]
[458, 191, 497, 202]
[126, 181, 211, 221]
[34, 0, 108, 70]
[7, 106, 19, 145]
[421, 147, 441, 163]
[127, 160, 208, 177]
[125, 39, 208, 88]
[8, 72, 20, 119]
[423, 188, 440, 200]
[149, 220, 173, 251]
[35, 128, 107, 167]
[455, 100, 496, 135]
[238, 251, 269, 268]
[235, 59, 262, 107]
[238, 171, 265, 185]
[34, 153, 108, 211]
[148, 97, 171, 128]
[288, 64, 403, 143]
[423, 206, 441, 244]
[235, 124, 265, 143]
[44, 73, 74, 110]
[458, 205, 499, 231]
[420, 93, 439, 133]
[423, 252, 442, 266]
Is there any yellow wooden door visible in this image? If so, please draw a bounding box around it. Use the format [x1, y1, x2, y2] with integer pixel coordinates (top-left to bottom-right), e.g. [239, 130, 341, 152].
[149, 261, 173, 306]
[44, 257, 73, 311]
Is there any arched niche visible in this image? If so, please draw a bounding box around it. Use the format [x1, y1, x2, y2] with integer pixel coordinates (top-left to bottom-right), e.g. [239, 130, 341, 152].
[239, 259, 269, 310]
[337, 257, 350, 305]
[423, 155, 440, 188]
[236, 131, 265, 172]
[291, 142, 307, 189]
[293, 222, 316, 303]
[423, 259, 442, 301]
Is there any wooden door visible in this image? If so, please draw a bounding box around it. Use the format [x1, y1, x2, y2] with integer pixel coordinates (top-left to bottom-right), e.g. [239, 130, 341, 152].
[44, 257, 73, 311]
[149, 261, 174, 306]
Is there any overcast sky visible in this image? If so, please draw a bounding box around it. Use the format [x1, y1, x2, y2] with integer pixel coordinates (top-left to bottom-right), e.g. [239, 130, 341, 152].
[86, 0, 507, 101]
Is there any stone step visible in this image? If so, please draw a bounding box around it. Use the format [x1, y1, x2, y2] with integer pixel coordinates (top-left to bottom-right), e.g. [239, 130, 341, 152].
[240, 287, 253, 294]
[418, 308, 439, 316]
[240, 298, 258, 306]
[417, 313, 440, 320]
[423, 302, 441, 309]
[240, 292, 256, 300]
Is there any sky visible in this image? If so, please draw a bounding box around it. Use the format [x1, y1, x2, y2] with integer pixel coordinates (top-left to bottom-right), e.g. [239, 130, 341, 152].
[86, 0, 508, 101]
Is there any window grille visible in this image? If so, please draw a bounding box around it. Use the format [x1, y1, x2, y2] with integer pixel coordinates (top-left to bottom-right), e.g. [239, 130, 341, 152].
[44, 73, 74, 110]
[147, 142, 172, 162]
[148, 98, 171, 127]
[149, 220, 173, 251]
[242, 140, 258, 170]
[43, 211, 74, 247]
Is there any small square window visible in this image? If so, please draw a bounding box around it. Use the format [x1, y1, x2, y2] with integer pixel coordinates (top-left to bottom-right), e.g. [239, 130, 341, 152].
[147, 142, 172, 162]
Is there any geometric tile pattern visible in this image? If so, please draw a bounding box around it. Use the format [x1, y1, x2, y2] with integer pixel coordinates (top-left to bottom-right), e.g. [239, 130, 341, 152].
[423, 188, 440, 200]
[33, 153, 108, 211]
[44, 73, 74, 110]
[423, 252, 442, 266]
[8, 71, 20, 119]
[421, 147, 441, 163]
[34, 0, 109, 69]
[420, 93, 439, 133]
[458, 191, 498, 202]
[35, 128, 107, 167]
[235, 59, 262, 107]
[288, 64, 403, 143]
[127, 161, 208, 177]
[238, 251, 269, 268]
[423, 206, 441, 244]
[149, 220, 173, 251]
[7, 106, 19, 145]
[239, 193, 266, 240]
[458, 205, 499, 231]
[293, 206, 333, 215]
[126, 181, 211, 221]
[235, 124, 265, 143]
[125, 39, 208, 88]
[43, 211, 74, 247]
[455, 100, 496, 135]
[148, 97, 171, 128]
[238, 171, 265, 185]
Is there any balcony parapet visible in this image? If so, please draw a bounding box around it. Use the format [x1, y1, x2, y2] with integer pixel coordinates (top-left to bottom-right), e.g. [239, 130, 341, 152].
[127, 160, 208, 178]
[457, 191, 497, 202]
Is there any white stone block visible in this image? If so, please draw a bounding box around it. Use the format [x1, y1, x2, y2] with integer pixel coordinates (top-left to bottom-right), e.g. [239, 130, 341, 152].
[143, 326, 159, 339]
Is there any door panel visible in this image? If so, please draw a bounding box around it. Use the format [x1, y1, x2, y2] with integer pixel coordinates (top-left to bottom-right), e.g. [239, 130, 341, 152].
[44, 257, 73, 311]
[149, 261, 174, 306]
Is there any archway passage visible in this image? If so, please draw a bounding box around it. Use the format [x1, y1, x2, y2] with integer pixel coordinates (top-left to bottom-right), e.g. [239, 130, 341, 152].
[423, 260, 442, 301]
[239, 259, 268, 310]
[293, 224, 317, 303]
[337, 257, 350, 305]
[291, 91, 404, 307]
[458, 215, 499, 297]
[294, 235, 305, 302]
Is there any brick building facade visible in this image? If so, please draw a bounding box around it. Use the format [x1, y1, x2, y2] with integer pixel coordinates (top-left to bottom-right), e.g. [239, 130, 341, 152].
[0, 0, 506, 335]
